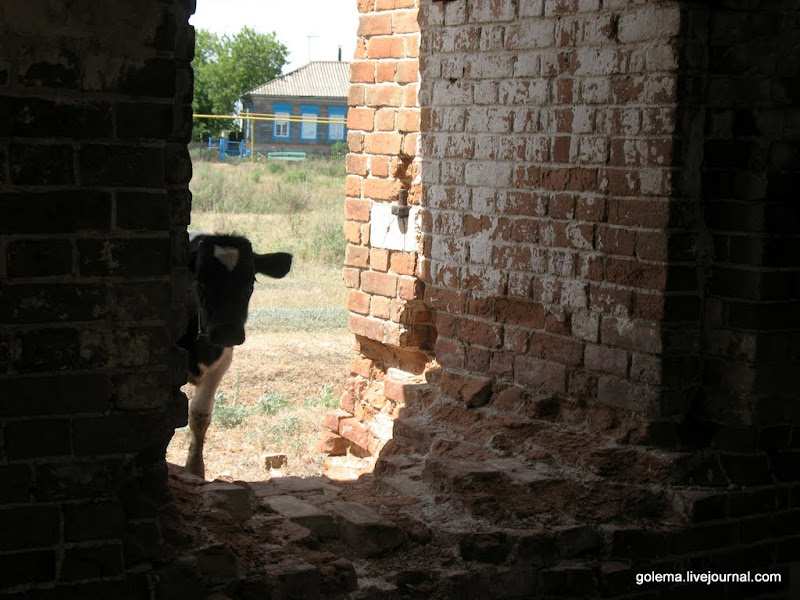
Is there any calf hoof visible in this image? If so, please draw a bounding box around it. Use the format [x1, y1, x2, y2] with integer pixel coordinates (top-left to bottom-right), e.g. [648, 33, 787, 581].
[185, 455, 205, 480]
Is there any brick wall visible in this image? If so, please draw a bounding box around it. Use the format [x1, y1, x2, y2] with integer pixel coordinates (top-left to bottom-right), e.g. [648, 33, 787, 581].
[0, 0, 193, 595]
[694, 0, 800, 466]
[339, 0, 800, 456]
[331, 0, 434, 457]
[340, 0, 800, 590]
[0, 0, 795, 595]
[419, 0, 692, 440]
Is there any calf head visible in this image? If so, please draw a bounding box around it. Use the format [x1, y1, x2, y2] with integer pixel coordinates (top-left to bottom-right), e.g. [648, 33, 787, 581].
[189, 234, 292, 347]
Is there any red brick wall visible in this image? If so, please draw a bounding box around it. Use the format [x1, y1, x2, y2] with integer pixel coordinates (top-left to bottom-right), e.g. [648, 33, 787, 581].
[0, 1, 193, 595]
[333, 0, 433, 457]
[336, 1, 800, 592]
[0, 0, 796, 595]
[341, 0, 800, 515]
[337, 0, 693, 455]
[419, 0, 686, 438]
[345, 0, 426, 348]
[340, 0, 682, 453]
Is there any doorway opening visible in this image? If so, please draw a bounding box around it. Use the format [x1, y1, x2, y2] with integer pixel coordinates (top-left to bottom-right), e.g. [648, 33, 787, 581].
[166, 0, 432, 487]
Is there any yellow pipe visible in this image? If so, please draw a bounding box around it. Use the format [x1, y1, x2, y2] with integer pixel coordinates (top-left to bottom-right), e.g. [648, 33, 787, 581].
[243, 113, 345, 124]
[195, 112, 347, 153]
[192, 114, 241, 119]
[193, 113, 346, 124]
[243, 111, 346, 121]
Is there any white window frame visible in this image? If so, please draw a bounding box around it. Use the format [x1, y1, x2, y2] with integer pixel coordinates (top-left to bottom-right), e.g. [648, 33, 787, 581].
[301, 105, 319, 141]
[274, 117, 289, 138]
[328, 106, 346, 141]
[273, 103, 291, 139]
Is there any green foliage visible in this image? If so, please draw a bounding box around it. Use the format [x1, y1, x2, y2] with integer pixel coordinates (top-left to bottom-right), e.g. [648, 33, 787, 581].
[330, 141, 349, 160]
[308, 155, 346, 178]
[257, 391, 293, 415]
[247, 307, 348, 332]
[265, 160, 286, 175]
[189, 147, 220, 163]
[282, 169, 308, 184]
[190, 159, 335, 213]
[219, 27, 287, 110]
[212, 390, 250, 429]
[259, 417, 306, 452]
[193, 26, 288, 140]
[189, 158, 346, 267]
[303, 385, 339, 409]
[192, 28, 220, 138]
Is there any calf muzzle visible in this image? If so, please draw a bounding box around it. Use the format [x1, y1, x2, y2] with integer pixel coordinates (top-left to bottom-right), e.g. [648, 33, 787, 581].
[208, 325, 246, 347]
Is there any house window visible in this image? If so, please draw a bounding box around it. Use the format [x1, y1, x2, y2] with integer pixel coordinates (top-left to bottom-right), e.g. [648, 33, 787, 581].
[275, 117, 289, 138]
[328, 106, 346, 142]
[301, 105, 319, 141]
[273, 103, 291, 139]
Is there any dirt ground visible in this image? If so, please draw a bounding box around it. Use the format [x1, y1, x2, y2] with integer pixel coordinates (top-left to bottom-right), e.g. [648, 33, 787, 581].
[166, 328, 355, 481]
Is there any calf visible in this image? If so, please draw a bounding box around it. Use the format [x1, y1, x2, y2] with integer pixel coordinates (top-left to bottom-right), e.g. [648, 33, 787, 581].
[178, 231, 292, 478]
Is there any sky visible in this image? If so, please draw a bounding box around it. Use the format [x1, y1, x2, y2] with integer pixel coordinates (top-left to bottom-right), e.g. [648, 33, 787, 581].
[190, 0, 360, 74]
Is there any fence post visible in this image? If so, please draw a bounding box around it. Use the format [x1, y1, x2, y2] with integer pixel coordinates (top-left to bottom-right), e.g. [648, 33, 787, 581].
[219, 138, 226, 162]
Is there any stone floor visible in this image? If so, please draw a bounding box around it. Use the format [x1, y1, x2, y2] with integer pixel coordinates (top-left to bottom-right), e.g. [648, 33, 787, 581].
[158, 402, 738, 599]
[165, 463, 621, 599]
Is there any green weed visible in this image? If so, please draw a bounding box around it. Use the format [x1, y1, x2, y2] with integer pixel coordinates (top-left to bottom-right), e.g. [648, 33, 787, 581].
[247, 306, 348, 332]
[272, 182, 310, 215]
[190, 147, 220, 163]
[330, 141, 348, 160]
[303, 384, 339, 409]
[257, 390, 293, 415]
[282, 169, 307, 184]
[265, 160, 285, 174]
[190, 158, 341, 214]
[259, 416, 307, 452]
[212, 390, 250, 429]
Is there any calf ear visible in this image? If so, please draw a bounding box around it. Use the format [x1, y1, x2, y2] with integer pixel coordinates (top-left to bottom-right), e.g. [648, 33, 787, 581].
[254, 252, 292, 279]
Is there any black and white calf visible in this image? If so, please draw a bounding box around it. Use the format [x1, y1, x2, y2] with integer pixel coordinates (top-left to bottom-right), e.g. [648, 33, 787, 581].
[178, 231, 292, 478]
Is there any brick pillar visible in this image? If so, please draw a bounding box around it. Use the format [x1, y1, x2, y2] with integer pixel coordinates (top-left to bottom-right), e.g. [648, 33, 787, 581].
[0, 1, 193, 595]
[326, 0, 434, 458]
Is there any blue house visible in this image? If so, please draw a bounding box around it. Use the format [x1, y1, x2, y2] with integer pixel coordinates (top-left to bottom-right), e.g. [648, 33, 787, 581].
[242, 61, 350, 156]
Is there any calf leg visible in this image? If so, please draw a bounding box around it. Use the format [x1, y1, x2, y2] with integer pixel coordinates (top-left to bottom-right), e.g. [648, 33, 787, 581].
[186, 347, 233, 479]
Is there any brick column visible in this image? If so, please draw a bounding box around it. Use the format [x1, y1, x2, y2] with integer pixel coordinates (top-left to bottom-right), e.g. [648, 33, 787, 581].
[325, 0, 434, 459]
[0, 1, 193, 595]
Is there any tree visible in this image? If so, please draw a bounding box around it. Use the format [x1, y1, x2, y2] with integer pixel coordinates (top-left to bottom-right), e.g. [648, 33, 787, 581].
[192, 26, 288, 140]
[192, 28, 220, 139]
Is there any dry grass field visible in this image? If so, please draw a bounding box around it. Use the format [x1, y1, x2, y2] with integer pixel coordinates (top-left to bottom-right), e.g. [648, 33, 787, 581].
[165, 157, 353, 481]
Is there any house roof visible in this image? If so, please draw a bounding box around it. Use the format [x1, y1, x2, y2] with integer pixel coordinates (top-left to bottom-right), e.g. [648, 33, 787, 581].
[245, 61, 350, 99]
